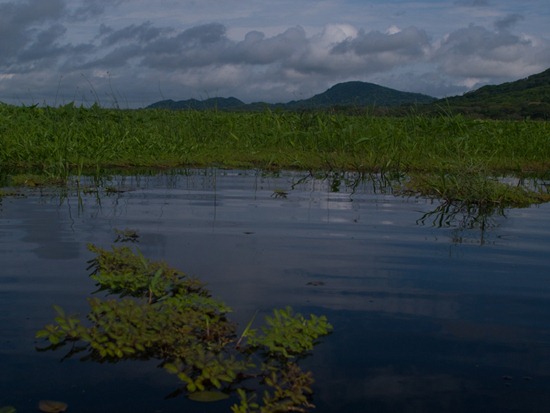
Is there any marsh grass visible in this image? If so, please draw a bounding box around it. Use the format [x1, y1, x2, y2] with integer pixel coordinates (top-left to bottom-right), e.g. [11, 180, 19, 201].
[1, 104, 549, 205]
[399, 171, 550, 208]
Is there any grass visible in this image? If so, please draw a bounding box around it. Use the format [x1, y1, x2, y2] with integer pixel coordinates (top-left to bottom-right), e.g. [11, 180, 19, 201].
[1, 103, 549, 206]
[398, 171, 550, 208]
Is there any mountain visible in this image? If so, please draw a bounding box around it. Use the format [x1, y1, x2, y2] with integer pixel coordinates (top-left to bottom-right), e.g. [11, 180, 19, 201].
[146, 81, 436, 111]
[145, 69, 550, 119]
[433, 68, 550, 119]
[286, 81, 436, 108]
[147, 96, 245, 110]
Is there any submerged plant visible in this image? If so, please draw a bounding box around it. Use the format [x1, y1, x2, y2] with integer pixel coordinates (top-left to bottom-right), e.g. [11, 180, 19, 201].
[36, 244, 332, 412]
[113, 228, 140, 243]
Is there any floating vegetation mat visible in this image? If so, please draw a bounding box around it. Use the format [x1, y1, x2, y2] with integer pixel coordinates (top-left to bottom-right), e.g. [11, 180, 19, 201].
[34, 238, 332, 412]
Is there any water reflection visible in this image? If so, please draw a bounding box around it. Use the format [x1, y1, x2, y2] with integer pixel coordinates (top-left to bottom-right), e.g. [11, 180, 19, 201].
[416, 200, 507, 245]
[1, 168, 550, 413]
[64, 169, 519, 248]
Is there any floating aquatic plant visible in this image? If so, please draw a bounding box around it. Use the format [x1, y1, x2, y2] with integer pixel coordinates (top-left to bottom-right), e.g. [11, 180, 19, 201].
[36, 243, 332, 412]
[38, 400, 68, 413]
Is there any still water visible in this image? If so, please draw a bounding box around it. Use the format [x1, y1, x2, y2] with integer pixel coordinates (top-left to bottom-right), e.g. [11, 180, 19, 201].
[1, 169, 550, 412]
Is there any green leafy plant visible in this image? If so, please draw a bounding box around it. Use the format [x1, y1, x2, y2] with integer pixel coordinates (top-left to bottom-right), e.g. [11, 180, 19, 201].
[36, 244, 332, 412]
[246, 307, 332, 359]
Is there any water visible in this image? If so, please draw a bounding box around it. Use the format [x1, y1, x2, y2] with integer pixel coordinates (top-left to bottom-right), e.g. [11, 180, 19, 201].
[1, 169, 550, 412]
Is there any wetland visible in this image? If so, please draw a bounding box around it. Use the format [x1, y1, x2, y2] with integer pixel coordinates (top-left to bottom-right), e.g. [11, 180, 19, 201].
[1, 105, 550, 412]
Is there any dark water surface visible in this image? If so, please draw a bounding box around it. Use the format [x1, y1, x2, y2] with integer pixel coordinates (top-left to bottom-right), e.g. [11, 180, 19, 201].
[1, 169, 550, 412]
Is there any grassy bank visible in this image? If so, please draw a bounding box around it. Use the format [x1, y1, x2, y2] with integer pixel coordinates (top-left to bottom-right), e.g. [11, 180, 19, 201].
[1, 103, 549, 205]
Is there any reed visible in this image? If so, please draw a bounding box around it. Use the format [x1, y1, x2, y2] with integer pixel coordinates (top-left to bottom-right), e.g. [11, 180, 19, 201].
[398, 170, 550, 208]
[1, 104, 549, 175]
[1, 103, 549, 205]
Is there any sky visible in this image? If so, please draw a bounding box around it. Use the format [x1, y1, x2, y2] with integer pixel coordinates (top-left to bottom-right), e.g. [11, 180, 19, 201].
[1, 0, 549, 108]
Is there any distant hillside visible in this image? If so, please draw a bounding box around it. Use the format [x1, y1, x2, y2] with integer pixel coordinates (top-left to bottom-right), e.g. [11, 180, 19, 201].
[434, 68, 550, 119]
[146, 81, 436, 111]
[148, 97, 245, 110]
[146, 70, 550, 119]
[286, 81, 435, 108]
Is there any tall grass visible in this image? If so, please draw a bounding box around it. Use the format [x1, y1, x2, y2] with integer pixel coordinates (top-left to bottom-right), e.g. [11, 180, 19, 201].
[1, 103, 549, 179]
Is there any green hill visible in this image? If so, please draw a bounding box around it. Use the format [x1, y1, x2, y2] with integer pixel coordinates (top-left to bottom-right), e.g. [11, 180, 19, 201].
[148, 97, 245, 110]
[287, 81, 435, 108]
[435, 68, 550, 119]
[146, 81, 436, 111]
[145, 69, 550, 119]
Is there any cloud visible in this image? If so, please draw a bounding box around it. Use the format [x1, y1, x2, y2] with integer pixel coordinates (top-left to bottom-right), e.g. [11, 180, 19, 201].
[434, 24, 550, 81]
[69, 0, 128, 20]
[454, 0, 491, 6]
[17, 24, 67, 62]
[0, 0, 65, 60]
[372, 71, 469, 99]
[139, 23, 431, 80]
[331, 26, 430, 58]
[99, 22, 166, 46]
[232, 27, 309, 66]
[1, 0, 549, 106]
[139, 23, 233, 69]
[0, 0, 65, 26]
[494, 13, 524, 31]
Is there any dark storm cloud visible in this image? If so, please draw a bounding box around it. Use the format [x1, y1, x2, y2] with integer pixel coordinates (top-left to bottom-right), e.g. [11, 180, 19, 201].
[232, 27, 308, 65]
[494, 13, 524, 31]
[99, 22, 166, 46]
[177, 22, 227, 45]
[0, 0, 65, 58]
[139, 23, 232, 69]
[78, 44, 143, 69]
[0, 0, 95, 75]
[331, 27, 430, 57]
[123, 22, 428, 78]
[17, 24, 67, 61]
[130, 24, 308, 72]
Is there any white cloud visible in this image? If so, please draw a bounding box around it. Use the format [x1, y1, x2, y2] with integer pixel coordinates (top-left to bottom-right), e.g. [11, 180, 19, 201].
[386, 25, 401, 35]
